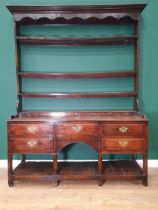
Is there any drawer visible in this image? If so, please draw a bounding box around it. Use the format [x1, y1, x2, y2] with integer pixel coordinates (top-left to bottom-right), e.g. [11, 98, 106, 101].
[101, 123, 145, 137]
[8, 124, 52, 137]
[9, 137, 53, 153]
[102, 137, 145, 152]
[57, 123, 99, 141]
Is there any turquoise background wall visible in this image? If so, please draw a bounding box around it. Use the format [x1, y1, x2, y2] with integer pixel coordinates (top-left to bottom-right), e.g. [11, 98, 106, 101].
[0, 0, 157, 160]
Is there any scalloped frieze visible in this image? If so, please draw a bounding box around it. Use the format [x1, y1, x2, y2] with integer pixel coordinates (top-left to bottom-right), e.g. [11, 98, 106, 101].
[14, 12, 138, 23]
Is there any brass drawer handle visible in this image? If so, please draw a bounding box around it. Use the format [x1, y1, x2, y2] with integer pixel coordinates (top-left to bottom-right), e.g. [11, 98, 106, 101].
[119, 139, 128, 147]
[27, 140, 38, 148]
[72, 125, 81, 132]
[119, 126, 128, 133]
[27, 126, 39, 134]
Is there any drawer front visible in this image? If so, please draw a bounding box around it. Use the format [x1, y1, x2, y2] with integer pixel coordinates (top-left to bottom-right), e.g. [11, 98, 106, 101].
[9, 137, 53, 153]
[57, 123, 99, 141]
[8, 124, 52, 137]
[102, 137, 145, 152]
[101, 123, 145, 137]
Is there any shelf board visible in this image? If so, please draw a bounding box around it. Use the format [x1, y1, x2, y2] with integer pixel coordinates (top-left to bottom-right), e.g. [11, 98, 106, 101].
[17, 35, 137, 46]
[19, 91, 137, 99]
[13, 160, 143, 181]
[18, 71, 135, 79]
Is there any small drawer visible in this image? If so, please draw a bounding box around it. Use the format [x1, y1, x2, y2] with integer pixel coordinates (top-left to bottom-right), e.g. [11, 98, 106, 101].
[57, 123, 99, 141]
[8, 137, 53, 153]
[102, 137, 145, 152]
[101, 123, 145, 137]
[8, 124, 52, 137]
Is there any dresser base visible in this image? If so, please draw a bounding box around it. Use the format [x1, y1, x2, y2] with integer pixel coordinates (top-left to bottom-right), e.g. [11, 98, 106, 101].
[7, 111, 148, 187]
[8, 160, 146, 186]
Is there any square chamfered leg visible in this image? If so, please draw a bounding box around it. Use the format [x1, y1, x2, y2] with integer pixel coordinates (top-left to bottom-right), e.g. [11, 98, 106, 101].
[8, 154, 14, 187]
[98, 154, 104, 186]
[53, 154, 60, 186]
[142, 153, 148, 186]
[21, 154, 26, 163]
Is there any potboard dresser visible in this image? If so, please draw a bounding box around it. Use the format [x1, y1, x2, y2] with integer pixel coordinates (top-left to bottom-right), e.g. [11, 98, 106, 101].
[7, 4, 148, 186]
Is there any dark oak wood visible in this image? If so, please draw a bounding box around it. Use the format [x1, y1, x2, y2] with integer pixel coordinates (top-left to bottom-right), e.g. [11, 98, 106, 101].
[102, 138, 145, 153]
[18, 110, 141, 118]
[17, 35, 137, 46]
[18, 91, 137, 99]
[7, 4, 148, 186]
[7, 5, 147, 12]
[8, 154, 14, 187]
[9, 137, 53, 153]
[101, 123, 145, 137]
[57, 123, 98, 139]
[7, 111, 148, 185]
[14, 23, 22, 112]
[18, 71, 135, 79]
[103, 160, 143, 179]
[9, 111, 148, 122]
[7, 4, 146, 24]
[12, 160, 144, 182]
[7, 4, 144, 111]
[8, 123, 53, 137]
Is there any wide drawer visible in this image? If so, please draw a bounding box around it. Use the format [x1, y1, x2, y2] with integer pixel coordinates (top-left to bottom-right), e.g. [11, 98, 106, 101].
[101, 123, 145, 137]
[8, 137, 53, 153]
[8, 124, 53, 137]
[57, 123, 99, 141]
[102, 137, 145, 152]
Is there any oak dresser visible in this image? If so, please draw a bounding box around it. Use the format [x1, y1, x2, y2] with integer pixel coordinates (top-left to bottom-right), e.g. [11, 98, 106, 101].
[7, 4, 148, 186]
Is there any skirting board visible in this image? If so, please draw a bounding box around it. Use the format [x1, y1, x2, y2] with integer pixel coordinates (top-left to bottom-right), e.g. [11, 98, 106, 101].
[0, 160, 158, 168]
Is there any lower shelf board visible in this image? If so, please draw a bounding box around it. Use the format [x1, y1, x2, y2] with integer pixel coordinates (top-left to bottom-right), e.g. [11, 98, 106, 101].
[104, 160, 143, 180]
[13, 160, 144, 182]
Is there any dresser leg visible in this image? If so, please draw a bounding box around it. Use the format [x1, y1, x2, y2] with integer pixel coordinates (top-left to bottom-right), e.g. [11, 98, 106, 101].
[98, 179, 104, 186]
[53, 180, 60, 187]
[98, 154, 104, 186]
[8, 154, 14, 187]
[143, 176, 148, 187]
[98, 154, 102, 175]
[132, 154, 136, 160]
[142, 154, 148, 186]
[53, 154, 58, 174]
[21, 154, 26, 163]
[53, 154, 60, 186]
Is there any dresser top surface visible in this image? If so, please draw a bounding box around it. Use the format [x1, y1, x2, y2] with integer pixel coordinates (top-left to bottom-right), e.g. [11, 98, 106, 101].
[8, 111, 147, 122]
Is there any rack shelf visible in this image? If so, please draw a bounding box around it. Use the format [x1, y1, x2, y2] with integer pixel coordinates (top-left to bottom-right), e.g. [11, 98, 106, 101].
[19, 92, 137, 99]
[17, 35, 137, 46]
[18, 71, 135, 79]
